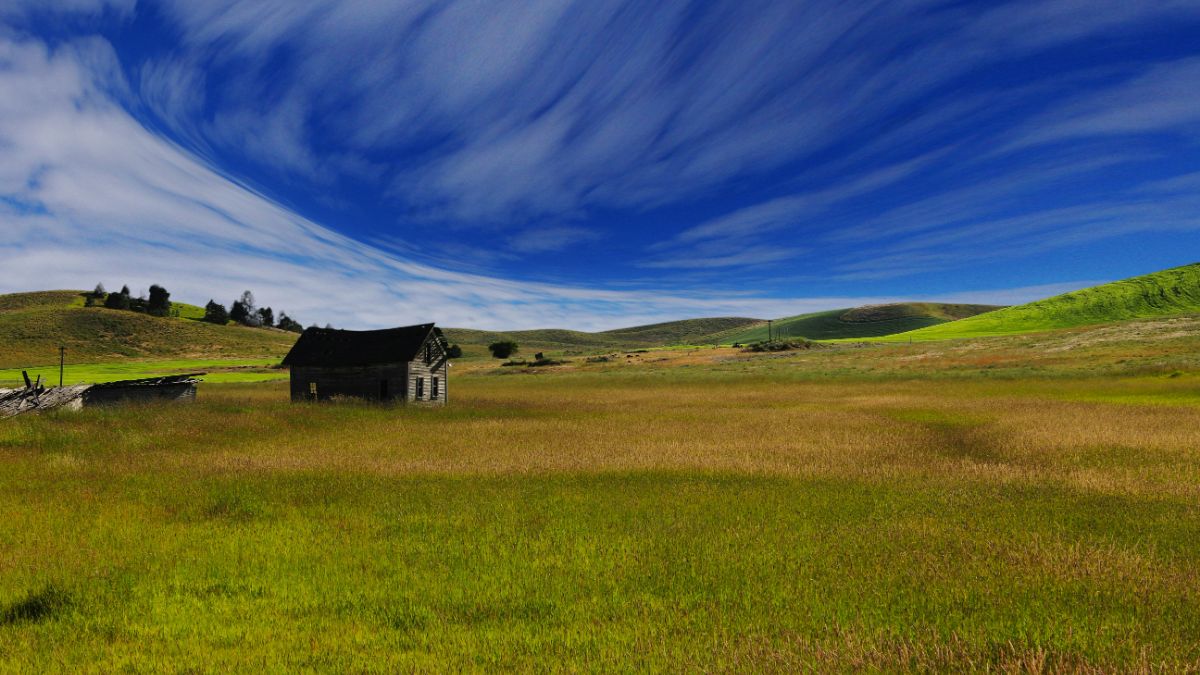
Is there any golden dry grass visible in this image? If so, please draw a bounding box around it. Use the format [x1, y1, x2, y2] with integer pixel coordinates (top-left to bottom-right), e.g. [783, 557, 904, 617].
[3, 324, 1200, 670]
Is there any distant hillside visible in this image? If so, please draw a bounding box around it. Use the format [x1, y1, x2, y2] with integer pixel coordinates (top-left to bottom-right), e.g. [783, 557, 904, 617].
[443, 317, 762, 356]
[718, 303, 1002, 343]
[883, 263, 1200, 341]
[0, 291, 297, 368]
[601, 317, 762, 345]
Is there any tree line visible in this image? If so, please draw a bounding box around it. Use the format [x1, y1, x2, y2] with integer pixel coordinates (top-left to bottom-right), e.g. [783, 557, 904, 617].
[202, 290, 303, 332]
[86, 283, 304, 333]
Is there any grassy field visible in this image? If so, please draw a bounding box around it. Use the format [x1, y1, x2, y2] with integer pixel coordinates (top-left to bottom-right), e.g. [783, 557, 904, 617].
[883, 263, 1200, 341]
[0, 358, 288, 387]
[0, 291, 297, 369]
[719, 303, 1000, 343]
[2, 318, 1200, 670]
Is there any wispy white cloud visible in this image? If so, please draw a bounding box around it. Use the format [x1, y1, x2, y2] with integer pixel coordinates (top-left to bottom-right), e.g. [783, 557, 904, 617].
[1, 33, 1073, 331]
[138, 0, 1200, 234]
[4, 2, 1198, 324]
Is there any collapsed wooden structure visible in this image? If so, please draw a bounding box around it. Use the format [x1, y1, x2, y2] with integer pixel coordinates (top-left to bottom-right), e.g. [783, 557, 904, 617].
[0, 373, 203, 419]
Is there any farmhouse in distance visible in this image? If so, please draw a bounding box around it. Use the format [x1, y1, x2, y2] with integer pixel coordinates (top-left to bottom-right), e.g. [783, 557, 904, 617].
[281, 323, 450, 404]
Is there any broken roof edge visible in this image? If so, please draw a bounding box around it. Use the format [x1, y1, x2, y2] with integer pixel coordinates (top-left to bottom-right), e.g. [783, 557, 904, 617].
[281, 322, 442, 367]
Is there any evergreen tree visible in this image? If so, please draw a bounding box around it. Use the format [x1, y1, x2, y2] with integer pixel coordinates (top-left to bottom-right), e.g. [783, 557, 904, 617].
[148, 284, 171, 317]
[203, 300, 229, 325]
[276, 313, 303, 333]
[229, 300, 249, 325]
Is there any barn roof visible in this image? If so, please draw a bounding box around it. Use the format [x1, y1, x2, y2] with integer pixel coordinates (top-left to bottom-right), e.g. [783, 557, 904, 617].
[281, 323, 443, 367]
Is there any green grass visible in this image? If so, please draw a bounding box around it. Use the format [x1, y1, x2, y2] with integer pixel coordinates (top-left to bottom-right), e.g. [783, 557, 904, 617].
[2, 369, 1199, 670]
[0, 291, 297, 369]
[881, 263, 1200, 341]
[3, 271, 1200, 668]
[0, 358, 287, 387]
[719, 303, 1000, 343]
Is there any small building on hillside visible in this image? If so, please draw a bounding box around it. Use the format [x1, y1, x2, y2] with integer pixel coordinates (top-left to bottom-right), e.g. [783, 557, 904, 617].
[281, 323, 450, 404]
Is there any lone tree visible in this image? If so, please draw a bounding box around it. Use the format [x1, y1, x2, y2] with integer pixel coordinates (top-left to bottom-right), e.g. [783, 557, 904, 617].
[148, 284, 171, 317]
[446, 344, 463, 359]
[203, 300, 229, 324]
[488, 340, 519, 359]
[229, 299, 249, 324]
[257, 306, 274, 328]
[104, 285, 131, 310]
[230, 290, 261, 326]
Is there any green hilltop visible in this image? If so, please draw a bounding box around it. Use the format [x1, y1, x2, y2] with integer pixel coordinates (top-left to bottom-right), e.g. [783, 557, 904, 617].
[716, 303, 1001, 343]
[881, 263, 1200, 341]
[0, 290, 298, 370]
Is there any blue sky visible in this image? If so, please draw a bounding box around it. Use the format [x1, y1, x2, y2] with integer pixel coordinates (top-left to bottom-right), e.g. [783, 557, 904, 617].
[2, 1, 1198, 330]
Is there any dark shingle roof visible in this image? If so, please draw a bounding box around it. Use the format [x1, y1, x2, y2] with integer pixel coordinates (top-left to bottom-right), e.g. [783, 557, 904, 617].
[281, 323, 440, 367]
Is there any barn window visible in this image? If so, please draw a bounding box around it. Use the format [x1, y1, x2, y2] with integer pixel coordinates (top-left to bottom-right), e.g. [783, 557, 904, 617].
[432, 377, 439, 399]
[416, 377, 425, 399]
[308, 382, 317, 400]
[425, 344, 432, 364]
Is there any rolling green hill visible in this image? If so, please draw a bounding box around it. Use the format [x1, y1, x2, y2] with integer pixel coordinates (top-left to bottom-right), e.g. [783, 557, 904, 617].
[717, 303, 1002, 343]
[0, 291, 298, 369]
[600, 317, 764, 345]
[442, 317, 762, 356]
[881, 263, 1200, 341]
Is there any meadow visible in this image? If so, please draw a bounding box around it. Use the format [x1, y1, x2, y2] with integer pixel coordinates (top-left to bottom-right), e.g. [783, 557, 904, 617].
[2, 318, 1200, 671]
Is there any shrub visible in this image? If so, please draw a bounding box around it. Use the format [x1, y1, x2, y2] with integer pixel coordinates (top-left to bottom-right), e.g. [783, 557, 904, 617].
[446, 344, 463, 359]
[742, 340, 816, 352]
[488, 341, 519, 359]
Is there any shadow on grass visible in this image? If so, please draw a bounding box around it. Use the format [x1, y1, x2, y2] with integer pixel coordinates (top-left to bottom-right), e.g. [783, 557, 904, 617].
[1, 584, 71, 625]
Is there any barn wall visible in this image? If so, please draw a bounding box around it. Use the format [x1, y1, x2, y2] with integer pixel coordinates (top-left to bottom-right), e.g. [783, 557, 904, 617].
[405, 359, 447, 405]
[290, 364, 408, 402]
[83, 383, 197, 406]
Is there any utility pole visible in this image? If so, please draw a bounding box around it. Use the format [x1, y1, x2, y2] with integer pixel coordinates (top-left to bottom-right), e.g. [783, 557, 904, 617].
[59, 346, 65, 387]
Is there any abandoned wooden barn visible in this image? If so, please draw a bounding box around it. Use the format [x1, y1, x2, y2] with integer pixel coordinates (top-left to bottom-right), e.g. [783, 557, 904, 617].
[281, 323, 450, 404]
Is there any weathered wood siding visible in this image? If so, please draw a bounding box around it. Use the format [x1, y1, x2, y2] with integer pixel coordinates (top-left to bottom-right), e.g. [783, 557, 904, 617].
[289, 364, 408, 402]
[82, 383, 197, 406]
[404, 359, 448, 405]
[286, 328, 449, 404]
[404, 331, 449, 405]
